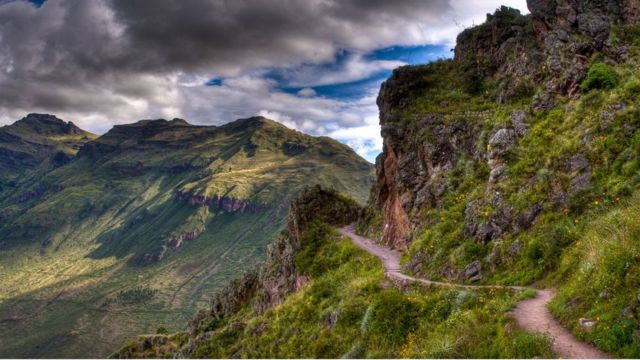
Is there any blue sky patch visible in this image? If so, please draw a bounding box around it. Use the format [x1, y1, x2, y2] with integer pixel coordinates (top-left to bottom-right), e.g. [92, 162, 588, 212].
[205, 78, 223, 86]
[266, 44, 452, 101]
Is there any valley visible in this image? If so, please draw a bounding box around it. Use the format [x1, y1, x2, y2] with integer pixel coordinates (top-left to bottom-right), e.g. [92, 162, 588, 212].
[0, 115, 374, 357]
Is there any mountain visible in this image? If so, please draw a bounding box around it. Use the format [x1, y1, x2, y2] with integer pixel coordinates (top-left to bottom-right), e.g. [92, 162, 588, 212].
[118, 1, 640, 358]
[0, 113, 96, 185]
[0, 115, 374, 358]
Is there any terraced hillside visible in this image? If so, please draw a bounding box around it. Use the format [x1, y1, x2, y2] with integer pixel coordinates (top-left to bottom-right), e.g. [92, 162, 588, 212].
[0, 115, 374, 358]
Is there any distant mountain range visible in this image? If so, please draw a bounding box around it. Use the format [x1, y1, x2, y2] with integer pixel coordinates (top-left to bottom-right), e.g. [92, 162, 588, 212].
[0, 113, 374, 358]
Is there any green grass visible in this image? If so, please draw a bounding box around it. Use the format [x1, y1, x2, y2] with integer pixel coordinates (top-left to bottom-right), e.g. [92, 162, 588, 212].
[121, 225, 553, 358]
[581, 63, 619, 92]
[548, 193, 640, 357]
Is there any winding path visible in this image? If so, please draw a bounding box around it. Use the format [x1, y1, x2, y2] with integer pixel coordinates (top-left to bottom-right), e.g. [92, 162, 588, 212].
[337, 225, 611, 359]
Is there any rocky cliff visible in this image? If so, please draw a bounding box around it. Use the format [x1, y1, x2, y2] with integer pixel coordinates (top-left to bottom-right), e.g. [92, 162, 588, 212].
[362, 0, 640, 253]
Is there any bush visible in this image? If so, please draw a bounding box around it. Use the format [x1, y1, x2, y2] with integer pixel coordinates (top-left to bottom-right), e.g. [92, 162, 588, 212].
[512, 333, 553, 358]
[623, 80, 640, 97]
[115, 286, 157, 305]
[156, 326, 169, 334]
[366, 290, 420, 347]
[581, 63, 619, 91]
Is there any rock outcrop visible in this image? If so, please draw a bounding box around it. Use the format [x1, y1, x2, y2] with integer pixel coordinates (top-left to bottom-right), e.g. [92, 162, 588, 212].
[362, 67, 483, 249]
[363, 0, 640, 270]
[175, 191, 262, 213]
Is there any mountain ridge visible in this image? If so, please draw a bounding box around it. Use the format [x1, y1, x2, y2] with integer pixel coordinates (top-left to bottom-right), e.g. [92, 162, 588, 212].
[0, 112, 374, 358]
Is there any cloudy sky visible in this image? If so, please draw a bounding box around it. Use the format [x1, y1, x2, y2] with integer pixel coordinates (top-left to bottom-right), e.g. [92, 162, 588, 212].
[0, 0, 528, 161]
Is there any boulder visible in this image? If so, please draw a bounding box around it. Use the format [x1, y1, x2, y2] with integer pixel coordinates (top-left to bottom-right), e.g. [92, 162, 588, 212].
[462, 260, 482, 282]
[579, 318, 597, 332]
[488, 129, 517, 159]
[511, 110, 529, 136]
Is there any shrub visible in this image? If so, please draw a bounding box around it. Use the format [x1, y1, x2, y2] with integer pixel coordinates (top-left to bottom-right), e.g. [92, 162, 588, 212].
[366, 290, 420, 347]
[156, 326, 169, 334]
[512, 333, 553, 358]
[115, 286, 157, 305]
[623, 80, 640, 97]
[581, 63, 619, 91]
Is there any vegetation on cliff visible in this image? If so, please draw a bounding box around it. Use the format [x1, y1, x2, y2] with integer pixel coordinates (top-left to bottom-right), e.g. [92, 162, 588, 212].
[356, 1, 640, 357]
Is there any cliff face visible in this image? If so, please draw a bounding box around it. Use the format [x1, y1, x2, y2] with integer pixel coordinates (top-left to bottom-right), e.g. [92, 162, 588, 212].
[175, 191, 262, 213]
[364, 1, 640, 252]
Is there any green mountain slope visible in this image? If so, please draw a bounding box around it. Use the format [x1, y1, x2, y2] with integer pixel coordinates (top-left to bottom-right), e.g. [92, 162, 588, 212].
[118, 1, 640, 358]
[0, 115, 374, 358]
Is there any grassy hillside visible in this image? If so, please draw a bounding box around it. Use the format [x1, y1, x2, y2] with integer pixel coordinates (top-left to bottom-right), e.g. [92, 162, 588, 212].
[115, 187, 553, 358]
[364, 53, 640, 357]
[0, 116, 374, 358]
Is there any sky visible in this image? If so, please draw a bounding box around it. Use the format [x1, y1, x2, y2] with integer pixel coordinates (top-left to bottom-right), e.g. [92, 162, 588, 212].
[0, 0, 529, 162]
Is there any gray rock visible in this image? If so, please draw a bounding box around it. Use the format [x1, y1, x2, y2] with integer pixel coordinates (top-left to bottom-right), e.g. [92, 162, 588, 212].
[577, 13, 609, 40]
[515, 203, 543, 231]
[402, 251, 429, 276]
[476, 224, 496, 244]
[568, 154, 589, 172]
[489, 164, 506, 183]
[579, 318, 597, 332]
[568, 154, 591, 190]
[488, 129, 517, 159]
[508, 240, 523, 256]
[511, 110, 529, 136]
[414, 184, 432, 208]
[462, 260, 482, 282]
[571, 173, 591, 189]
[622, 305, 635, 319]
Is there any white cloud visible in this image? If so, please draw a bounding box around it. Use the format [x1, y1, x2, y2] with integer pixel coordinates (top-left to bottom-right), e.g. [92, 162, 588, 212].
[278, 53, 405, 87]
[297, 87, 316, 97]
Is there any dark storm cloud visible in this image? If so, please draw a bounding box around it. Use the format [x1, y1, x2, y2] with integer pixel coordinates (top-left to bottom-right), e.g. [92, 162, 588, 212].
[0, 0, 528, 158]
[0, 0, 454, 121]
[107, 0, 450, 73]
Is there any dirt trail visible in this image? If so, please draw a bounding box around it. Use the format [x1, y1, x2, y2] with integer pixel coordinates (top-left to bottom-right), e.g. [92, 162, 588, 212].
[337, 225, 611, 359]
